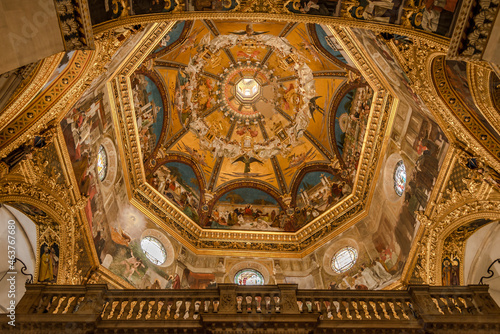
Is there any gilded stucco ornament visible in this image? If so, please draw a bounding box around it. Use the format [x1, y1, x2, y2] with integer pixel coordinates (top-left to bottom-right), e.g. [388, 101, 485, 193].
[405, 149, 500, 285]
[387, 38, 500, 173]
[104, 21, 395, 256]
[0, 28, 138, 161]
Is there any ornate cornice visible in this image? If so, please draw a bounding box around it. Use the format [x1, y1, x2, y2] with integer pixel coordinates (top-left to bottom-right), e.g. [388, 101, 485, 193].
[0, 54, 64, 132]
[469, 64, 500, 138]
[105, 22, 395, 257]
[92, 12, 449, 48]
[404, 150, 500, 285]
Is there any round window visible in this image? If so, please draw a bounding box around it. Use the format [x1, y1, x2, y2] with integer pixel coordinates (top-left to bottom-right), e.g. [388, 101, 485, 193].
[331, 246, 358, 274]
[140, 236, 167, 265]
[97, 145, 108, 181]
[393, 160, 406, 197]
[234, 269, 264, 285]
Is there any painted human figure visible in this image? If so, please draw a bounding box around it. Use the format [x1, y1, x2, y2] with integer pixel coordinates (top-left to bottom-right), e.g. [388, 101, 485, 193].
[172, 273, 181, 289]
[442, 259, 452, 285]
[50, 247, 59, 281]
[39, 245, 53, 282]
[421, 0, 456, 35]
[372, 259, 392, 282]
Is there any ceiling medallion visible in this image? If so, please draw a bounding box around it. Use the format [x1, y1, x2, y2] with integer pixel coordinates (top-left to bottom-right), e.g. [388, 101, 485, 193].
[220, 63, 273, 123]
[184, 33, 316, 162]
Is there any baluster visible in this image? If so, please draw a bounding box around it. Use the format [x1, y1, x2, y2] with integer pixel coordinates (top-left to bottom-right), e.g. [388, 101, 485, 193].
[343, 300, 352, 320]
[446, 296, 460, 314]
[184, 301, 191, 319]
[193, 300, 201, 319]
[165, 301, 173, 319]
[334, 300, 343, 319]
[297, 300, 304, 313]
[63, 296, 76, 314]
[236, 296, 243, 313]
[120, 299, 135, 320]
[139, 299, 149, 320]
[174, 300, 183, 319]
[323, 301, 332, 319]
[331, 300, 342, 320]
[373, 300, 385, 319]
[155, 301, 164, 319]
[126, 300, 138, 319]
[379, 301, 391, 319]
[158, 299, 169, 320]
[246, 295, 253, 313]
[433, 296, 450, 315]
[255, 296, 262, 313]
[264, 296, 271, 313]
[274, 296, 281, 313]
[455, 296, 468, 314]
[359, 300, 371, 320]
[213, 300, 220, 313]
[351, 299, 364, 320]
[399, 300, 413, 320]
[368, 300, 381, 320]
[72, 296, 86, 314]
[389, 300, 403, 319]
[145, 300, 155, 320]
[204, 300, 210, 313]
[100, 299, 112, 319]
[305, 301, 313, 313]
[314, 300, 321, 313]
[43, 294, 58, 313]
[148, 299, 159, 320]
[54, 296, 68, 314]
[113, 299, 126, 320]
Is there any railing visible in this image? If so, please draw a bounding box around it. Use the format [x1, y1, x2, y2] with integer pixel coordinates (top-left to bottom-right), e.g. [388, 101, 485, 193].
[5, 284, 500, 333]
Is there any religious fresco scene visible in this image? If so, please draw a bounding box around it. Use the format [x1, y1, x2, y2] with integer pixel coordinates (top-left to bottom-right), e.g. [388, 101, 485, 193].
[3, 0, 493, 300]
[88, 0, 461, 37]
[131, 19, 375, 233]
[59, 83, 211, 289]
[49, 16, 460, 292]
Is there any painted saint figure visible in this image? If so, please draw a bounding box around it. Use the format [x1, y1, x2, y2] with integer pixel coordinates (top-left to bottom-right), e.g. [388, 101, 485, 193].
[39, 245, 54, 282]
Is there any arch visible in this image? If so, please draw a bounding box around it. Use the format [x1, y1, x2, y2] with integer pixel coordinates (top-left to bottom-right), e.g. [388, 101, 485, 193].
[289, 164, 342, 207]
[149, 153, 207, 194]
[328, 82, 370, 166]
[0, 177, 85, 285]
[432, 201, 500, 286]
[132, 69, 169, 161]
[210, 181, 285, 209]
[227, 260, 271, 285]
[91, 13, 452, 48]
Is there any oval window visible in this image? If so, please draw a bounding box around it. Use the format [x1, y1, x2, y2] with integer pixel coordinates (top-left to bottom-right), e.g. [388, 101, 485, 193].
[234, 269, 264, 285]
[331, 246, 358, 274]
[393, 160, 406, 197]
[140, 236, 167, 265]
[97, 145, 108, 181]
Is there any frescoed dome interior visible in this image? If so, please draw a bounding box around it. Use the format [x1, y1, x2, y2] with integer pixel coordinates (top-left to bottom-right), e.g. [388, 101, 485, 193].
[135, 20, 373, 232]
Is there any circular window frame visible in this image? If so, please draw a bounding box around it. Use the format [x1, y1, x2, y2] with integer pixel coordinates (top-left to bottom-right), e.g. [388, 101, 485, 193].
[234, 268, 265, 286]
[331, 246, 358, 274]
[139, 229, 174, 268]
[96, 137, 118, 190]
[383, 153, 407, 203]
[140, 236, 167, 265]
[393, 160, 406, 197]
[227, 261, 270, 284]
[97, 145, 108, 181]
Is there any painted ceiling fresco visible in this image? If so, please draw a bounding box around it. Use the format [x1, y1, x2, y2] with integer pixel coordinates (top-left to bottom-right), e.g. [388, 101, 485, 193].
[89, 0, 462, 37]
[133, 20, 373, 232]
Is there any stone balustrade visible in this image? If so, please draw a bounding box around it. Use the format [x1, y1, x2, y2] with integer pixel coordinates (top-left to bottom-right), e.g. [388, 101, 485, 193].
[3, 284, 500, 333]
